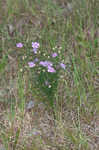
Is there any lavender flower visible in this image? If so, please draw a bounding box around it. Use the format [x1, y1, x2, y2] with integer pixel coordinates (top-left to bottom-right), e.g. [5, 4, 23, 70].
[45, 61, 53, 67]
[39, 61, 55, 72]
[39, 61, 47, 67]
[47, 66, 56, 73]
[52, 52, 58, 58]
[33, 48, 37, 54]
[60, 63, 66, 70]
[16, 43, 23, 48]
[34, 58, 39, 62]
[39, 61, 53, 67]
[28, 62, 36, 68]
[32, 42, 40, 49]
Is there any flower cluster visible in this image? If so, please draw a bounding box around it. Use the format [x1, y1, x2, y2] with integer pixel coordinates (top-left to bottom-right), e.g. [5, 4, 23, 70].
[39, 61, 55, 72]
[16, 42, 66, 72]
[39, 61, 53, 67]
[32, 42, 40, 54]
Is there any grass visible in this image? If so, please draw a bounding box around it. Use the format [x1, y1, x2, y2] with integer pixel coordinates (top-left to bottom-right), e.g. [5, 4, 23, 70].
[0, 0, 99, 149]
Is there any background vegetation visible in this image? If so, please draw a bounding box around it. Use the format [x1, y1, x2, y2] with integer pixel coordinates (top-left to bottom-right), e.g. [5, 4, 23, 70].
[0, 0, 99, 149]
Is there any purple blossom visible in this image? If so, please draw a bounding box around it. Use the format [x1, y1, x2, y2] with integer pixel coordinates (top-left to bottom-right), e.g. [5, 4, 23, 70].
[28, 62, 36, 68]
[32, 42, 40, 49]
[33, 48, 37, 54]
[16, 43, 23, 48]
[47, 66, 56, 73]
[39, 61, 53, 67]
[45, 61, 53, 67]
[34, 58, 39, 62]
[39, 61, 47, 67]
[60, 63, 66, 69]
[52, 52, 58, 58]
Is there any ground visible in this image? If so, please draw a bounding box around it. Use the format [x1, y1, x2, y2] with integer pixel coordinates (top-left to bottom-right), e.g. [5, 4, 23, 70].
[0, 0, 99, 150]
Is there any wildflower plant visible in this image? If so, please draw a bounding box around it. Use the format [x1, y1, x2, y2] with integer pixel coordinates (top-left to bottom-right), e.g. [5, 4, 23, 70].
[17, 41, 66, 106]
